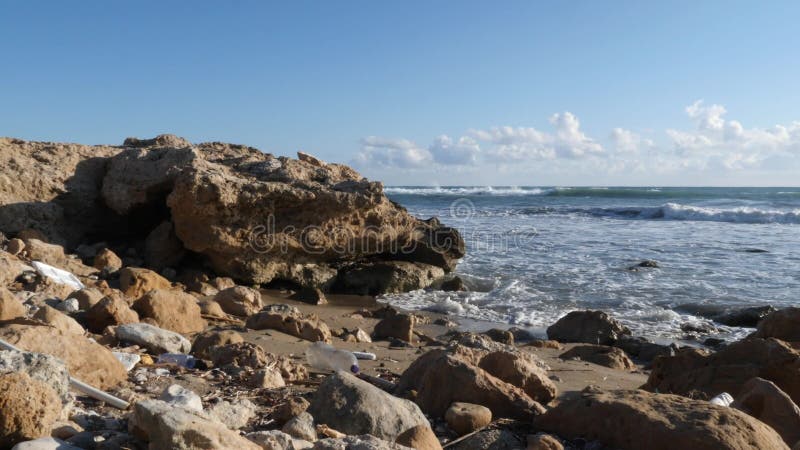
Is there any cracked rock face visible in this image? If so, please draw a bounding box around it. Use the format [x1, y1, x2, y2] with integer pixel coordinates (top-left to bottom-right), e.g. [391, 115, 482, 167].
[0, 135, 464, 293]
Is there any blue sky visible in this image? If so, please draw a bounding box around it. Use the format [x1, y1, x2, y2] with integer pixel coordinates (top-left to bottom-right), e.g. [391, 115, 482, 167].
[2, 1, 799, 185]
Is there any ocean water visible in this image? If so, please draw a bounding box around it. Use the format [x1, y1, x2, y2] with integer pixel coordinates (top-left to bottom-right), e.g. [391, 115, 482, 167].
[382, 186, 800, 342]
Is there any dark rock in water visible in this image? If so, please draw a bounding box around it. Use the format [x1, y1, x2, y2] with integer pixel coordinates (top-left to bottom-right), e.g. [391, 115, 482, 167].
[484, 328, 514, 345]
[754, 307, 800, 342]
[715, 305, 777, 328]
[680, 322, 718, 335]
[614, 336, 676, 365]
[741, 248, 769, 253]
[627, 260, 660, 271]
[434, 318, 459, 328]
[440, 276, 466, 292]
[674, 303, 727, 319]
[507, 327, 537, 343]
[703, 338, 726, 348]
[547, 310, 631, 345]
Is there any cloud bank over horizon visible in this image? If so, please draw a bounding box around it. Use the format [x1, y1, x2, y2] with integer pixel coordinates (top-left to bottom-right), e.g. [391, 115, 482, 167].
[352, 101, 800, 186]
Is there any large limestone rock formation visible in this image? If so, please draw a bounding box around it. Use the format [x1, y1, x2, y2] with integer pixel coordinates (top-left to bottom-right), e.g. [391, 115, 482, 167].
[0, 136, 464, 293]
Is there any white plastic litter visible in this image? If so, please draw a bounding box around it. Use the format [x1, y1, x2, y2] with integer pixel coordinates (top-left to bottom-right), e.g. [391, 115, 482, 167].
[157, 353, 197, 369]
[306, 342, 360, 374]
[709, 392, 734, 407]
[112, 352, 141, 372]
[31, 261, 85, 291]
[352, 351, 377, 361]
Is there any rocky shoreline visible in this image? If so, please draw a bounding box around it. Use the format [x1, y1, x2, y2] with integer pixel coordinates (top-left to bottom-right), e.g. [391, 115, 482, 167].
[1, 136, 799, 450]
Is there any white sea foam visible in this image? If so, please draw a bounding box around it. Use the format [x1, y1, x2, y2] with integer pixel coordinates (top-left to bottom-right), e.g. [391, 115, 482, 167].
[384, 186, 546, 196]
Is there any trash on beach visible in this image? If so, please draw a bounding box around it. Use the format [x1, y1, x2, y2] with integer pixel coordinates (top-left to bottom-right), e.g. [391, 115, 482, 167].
[352, 351, 377, 360]
[112, 351, 141, 371]
[157, 353, 197, 369]
[31, 261, 85, 290]
[709, 392, 734, 407]
[306, 342, 360, 374]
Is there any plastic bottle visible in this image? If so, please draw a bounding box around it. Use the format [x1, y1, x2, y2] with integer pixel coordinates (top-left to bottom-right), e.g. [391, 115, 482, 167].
[305, 342, 360, 374]
[157, 353, 197, 369]
[709, 392, 733, 407]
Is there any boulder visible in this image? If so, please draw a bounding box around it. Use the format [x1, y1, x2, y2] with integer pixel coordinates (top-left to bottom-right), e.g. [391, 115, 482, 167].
[214, 286, 262, 317]
[396, 349, 545, 420]
[0, 287, 26, 320]
[334, 261, 445, 295]
[312, 435, 413, 450]
[444, 402, 492, 436]
[10, 437, 84, 450]
[535, 388, 789, 450]
[23, 239, 94, 277]
[118, 267, 171, 299]
[0, 138, 120, 246]
[160, 384, 203, 412]
[715, 305, 777, 327]
[1, 137, 464, 294]
[0, 251, 28, 286]
[642, 338, 800, 406]
[67, 288, 105, 310]
[754, 307, 800, 342]
[546, 310, 631, 345]
[191, 330, 244, 359]
[477, 351, 556, 404]
[273, 397, 310, 425]
[144, 221, 185, 270]
[246, 304, 331, 342]
[115, 322, 192, 354]
[0, 350, 71, 406]
[0, 323, 126, 389]
[101, 145, 195, 215]
[208, 399, 257, 430]
[484, 329, 514, 345]
[6, 238, 24, 256]
[527, 434, 564, 450]
[244, 430, 299, 450]
[209, 342, 268, 369]
[307, 371, 430, 441]
[164, 144, 464, 286]
[732, 377, 800, 446]
[613, 335, 676, 364]
[32, 305, 85, 335]
[282, 412, 316, 441]
[396, 425, 442, 450]
[449, 429, 524, 450]
[92, 248, 123, 273]
[84, 295, 139, 333]
[0, 372, 61, 449]
[198, 300, 227, 318]
[559, 344, 635, 370]
[248, 367, 286, 389]
[133, 289, 205, 334]
[129, 399, 262, 450]
[290, 287, 327, 305]
[373, 310, 415, 342]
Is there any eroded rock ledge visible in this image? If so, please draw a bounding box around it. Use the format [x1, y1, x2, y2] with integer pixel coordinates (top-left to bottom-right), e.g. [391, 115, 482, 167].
[0, 135, 464, 294]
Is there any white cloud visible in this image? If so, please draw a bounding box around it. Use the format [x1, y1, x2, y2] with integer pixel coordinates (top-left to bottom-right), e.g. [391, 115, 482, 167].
[353, 102, 800, 184]
[610, 128, 653, 153]
[549, 112, 604, 158]
[429, 135, 480, 165]
[355, 136, 432, 168]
